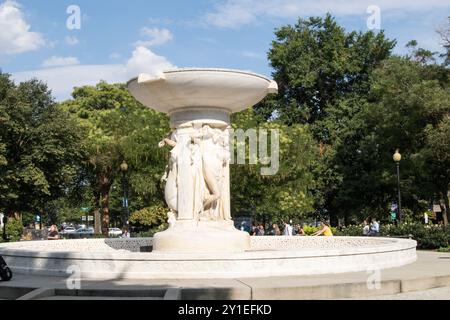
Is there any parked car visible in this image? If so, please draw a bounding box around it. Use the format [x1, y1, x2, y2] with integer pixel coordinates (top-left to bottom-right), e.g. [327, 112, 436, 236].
[76, 228, 94, 235]
[109, 228, 123, 237]
[60, 227, 77, 235]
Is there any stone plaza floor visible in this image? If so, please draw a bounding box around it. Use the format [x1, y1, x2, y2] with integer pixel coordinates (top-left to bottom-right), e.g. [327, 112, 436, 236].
[0, 250, 449, 300]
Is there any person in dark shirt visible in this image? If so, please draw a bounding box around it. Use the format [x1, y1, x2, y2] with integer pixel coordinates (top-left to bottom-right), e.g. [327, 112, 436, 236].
[47, 225, 60, 240]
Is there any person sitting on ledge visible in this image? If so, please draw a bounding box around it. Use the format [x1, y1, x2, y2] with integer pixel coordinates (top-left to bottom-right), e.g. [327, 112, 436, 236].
[121, 227, 130, 238]
[368, 217, 380, 236]
[47, 225, 60, 240]
[294, 224, 305, 236]
[362, 218, 370, 236]
[312, 221, 333, 236]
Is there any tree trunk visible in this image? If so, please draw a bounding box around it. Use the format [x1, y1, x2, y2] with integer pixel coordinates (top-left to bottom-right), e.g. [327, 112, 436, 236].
[99, 174, 112, 237]
[441, 189, 449, 226]
[94, 209, 102, 234]
[93, 191, 101, 235]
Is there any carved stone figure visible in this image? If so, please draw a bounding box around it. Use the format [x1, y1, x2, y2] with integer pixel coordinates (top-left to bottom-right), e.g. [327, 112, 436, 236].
[127, 68, 278, 253]
[159, 132, 178, 219]
[160, 123, 231, 222]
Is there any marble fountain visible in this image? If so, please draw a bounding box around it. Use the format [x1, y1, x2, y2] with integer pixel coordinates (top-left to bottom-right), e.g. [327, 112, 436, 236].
[0, 68, 416, 280]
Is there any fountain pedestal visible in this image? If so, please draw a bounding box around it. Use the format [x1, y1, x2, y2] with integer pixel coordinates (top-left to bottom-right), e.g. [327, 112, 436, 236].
[127, 68, 278, 253]
[153, 220, 250, 253]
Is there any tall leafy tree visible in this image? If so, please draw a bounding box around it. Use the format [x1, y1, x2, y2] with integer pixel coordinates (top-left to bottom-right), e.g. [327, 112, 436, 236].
[61, 82, 169, 235]
[331, 57, 450, 223]
[261, 13, 395, 135]
[0, 73, 85, 219]
[257, 15, 396, 224]
[230, 109, 318, 224]
[416, 117, 450, 225]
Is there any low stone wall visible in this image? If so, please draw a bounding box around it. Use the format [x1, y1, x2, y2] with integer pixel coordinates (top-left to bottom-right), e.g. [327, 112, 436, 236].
[251, 236, 394, 250]
[0, 238, 152, 253]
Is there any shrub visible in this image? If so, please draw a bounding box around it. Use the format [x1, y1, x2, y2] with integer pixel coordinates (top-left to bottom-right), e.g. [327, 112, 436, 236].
[437, 246, 450, 253]
[303, 225, 319, 235]
[5, 218, 24, 242]
[130, 204, 168, 228]
[335, 225, 363, 236]
[337, 222, 450, 249]
[302, 225, 338, 235]
[133, 230, 154, 238]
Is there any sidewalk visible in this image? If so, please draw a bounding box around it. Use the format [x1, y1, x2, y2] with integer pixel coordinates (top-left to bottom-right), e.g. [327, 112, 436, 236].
[1, 250, 449, 300]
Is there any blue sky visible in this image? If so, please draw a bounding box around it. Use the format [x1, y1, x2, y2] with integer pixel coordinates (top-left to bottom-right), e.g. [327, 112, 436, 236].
[1, 0, 449, 100]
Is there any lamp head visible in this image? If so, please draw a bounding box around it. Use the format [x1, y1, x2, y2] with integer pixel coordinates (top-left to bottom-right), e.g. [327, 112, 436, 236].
[393, 149, 402, 162]
[120, 162, 128, 172]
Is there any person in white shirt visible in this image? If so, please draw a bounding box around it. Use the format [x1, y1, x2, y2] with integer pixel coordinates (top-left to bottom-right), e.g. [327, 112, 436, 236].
[362, 219, 370, 236]
[369, 218, 380, 236]
[121, 227, 130, 238]
[283, 220, 293, 236]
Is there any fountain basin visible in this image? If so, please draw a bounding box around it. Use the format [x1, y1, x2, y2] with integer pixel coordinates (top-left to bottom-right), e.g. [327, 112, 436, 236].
[0, 237, 417, 279]
[127, 68, 278, 114]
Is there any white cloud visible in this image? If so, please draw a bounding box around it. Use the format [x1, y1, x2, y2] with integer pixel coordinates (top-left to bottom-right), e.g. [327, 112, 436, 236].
[126, 46, 174, 75]
[205, 0, 450, 29]
[12, 47, 175, 101]
[65, 35, 79, 46]
[135, 27, 174, 47]
[0, 0, 45, 54]
[42, 56, 80, 68]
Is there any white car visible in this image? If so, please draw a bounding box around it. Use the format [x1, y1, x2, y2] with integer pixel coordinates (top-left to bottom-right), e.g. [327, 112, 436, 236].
[61, 227, 77, 234]
[108, 228, 123, 237]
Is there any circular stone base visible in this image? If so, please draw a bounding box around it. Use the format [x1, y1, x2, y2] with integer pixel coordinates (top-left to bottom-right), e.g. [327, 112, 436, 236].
[153, 220, 250, 253]
[0, 237, 417, 280]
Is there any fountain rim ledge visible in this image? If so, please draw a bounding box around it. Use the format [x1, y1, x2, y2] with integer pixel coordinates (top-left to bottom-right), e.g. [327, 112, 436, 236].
[0, 237, 417, 279]
[126, 67, 273, 86]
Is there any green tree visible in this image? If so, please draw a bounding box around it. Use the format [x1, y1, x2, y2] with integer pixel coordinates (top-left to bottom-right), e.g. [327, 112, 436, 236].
[61, 82, 169, 235]
[261, 13, 395, 133]
[330, 56, 449, 223]
[230, 109, 318, 224]
[417, 118, 450, 224]
[0, 73, 85, 220]
[258, 14, 396, 224]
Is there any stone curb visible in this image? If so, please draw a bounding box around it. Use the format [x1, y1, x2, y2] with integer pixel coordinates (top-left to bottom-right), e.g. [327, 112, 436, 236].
[4, 274, 449, 300]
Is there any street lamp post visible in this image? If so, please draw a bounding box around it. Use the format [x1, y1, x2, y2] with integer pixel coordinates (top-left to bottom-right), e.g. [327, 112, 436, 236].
[2, 215, 7, 242]
[393, 149, 402, 223]
[120, 161, 129, 229]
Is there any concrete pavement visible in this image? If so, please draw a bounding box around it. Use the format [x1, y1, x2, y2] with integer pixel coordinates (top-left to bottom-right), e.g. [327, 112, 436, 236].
[0, 250, 449, 300]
